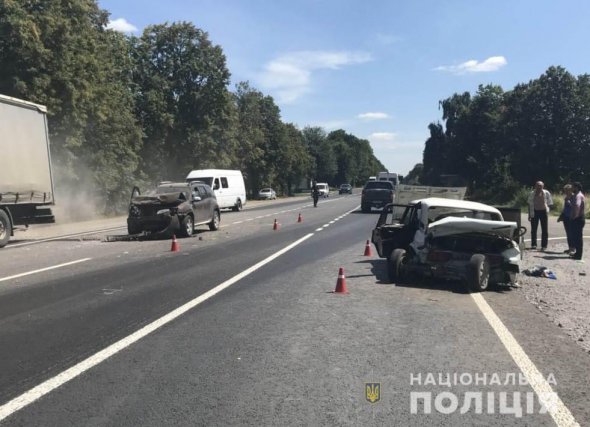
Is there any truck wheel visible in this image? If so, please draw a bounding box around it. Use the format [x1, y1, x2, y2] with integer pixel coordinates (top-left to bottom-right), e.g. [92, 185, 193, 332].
[388, 249, 406, 283]
[232, 199, 242, 212]
[0, 210, 11, 248]
[209, 210, 220, 231]
[468, 254, 490, 292]
[180, 215, 194, 237]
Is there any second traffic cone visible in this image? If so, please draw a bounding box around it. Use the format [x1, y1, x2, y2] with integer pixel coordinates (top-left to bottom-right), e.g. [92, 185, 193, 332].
[364, 240, 372, 256]
[273, 219, 280, 230]
[170, 234, 180, 252]
[297, 213, 303, 223]
[333, 267, 348, 294]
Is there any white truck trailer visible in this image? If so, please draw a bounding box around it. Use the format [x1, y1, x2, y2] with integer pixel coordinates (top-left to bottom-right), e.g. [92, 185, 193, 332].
[0, 94, 55, 247]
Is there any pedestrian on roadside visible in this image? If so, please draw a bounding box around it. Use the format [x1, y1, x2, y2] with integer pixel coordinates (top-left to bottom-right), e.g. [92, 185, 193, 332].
[311, 181, 320, 208]
[527, 181, 553, 250]
[569, 182, 586, 260]
[557, 184, 575, 255]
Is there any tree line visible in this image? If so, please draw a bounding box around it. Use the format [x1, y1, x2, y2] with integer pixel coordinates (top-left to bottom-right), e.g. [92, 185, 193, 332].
[0, 0, 385, 211]
[417, 66, 590, 203]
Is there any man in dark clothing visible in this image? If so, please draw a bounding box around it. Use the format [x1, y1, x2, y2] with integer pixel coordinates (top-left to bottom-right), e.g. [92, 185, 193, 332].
[311, 182, 320, 207]
[569, 182, 586, 260]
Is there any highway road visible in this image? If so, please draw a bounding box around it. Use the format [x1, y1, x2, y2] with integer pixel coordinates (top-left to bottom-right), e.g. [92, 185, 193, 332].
[0, 194, 589, 426]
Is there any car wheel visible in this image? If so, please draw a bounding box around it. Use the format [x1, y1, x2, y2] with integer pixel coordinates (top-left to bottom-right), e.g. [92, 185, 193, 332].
[209, 210, 220, 231]
[180, 215, 194, 237]
[361, 204, 370, 213]
[468, 254, 490, 292]
[388, 249, 406, 283]
[127, 223, 142, 235]
[0, 210, 11, 248]
[232, 199, 242, 212]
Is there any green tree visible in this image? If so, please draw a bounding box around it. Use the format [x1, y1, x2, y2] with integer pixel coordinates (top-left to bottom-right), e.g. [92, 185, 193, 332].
[132, 22, 233, 182]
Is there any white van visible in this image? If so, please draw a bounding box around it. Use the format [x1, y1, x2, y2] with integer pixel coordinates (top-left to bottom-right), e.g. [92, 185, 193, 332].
[316, 183, 330, 198]
[186, 169, 247, 211]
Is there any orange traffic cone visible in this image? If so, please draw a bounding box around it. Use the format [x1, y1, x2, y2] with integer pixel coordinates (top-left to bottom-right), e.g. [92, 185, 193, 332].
[273, 219, 280, 230]
[297, 213, 303, 223]
[364, 240, 372, 256]
[333, 267, 348, 294]
[170, 234, 180, 252]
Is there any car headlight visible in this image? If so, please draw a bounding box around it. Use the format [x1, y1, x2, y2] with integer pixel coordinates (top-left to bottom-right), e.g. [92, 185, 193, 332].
[129, 205, 141, 217]
[157, 208, 171, 215]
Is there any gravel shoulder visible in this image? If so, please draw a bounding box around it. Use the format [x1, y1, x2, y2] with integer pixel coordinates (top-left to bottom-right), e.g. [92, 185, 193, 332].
[516, 213, 590, 353]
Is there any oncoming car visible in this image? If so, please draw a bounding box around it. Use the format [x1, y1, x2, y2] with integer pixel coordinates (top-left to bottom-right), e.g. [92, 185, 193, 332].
[316, 183, 329, 198]
[258, 188, 277, 200]
[371, 198, 525, 291]
[339, 184, 352, 194]
[127, 182, 220, 237]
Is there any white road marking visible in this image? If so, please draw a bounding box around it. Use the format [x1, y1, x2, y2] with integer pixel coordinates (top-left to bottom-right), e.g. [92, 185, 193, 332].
[329, 221, 335, 224]
[232, 221, 243, 225]
[0, 258, 92, 283]
[472, 294, 579, 427]
[0, 233, 315, 422]
[315, 228, 323, 232]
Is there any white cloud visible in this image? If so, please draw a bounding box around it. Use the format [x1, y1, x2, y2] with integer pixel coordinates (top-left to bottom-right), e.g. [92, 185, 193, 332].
[435, 56, 507, 75]
[258, 50, 373, 103]
[358, 112, 390, 121]
[313, 120, 350, 130]
[106, 18, 138, 33]
[369, 132, 396, 142]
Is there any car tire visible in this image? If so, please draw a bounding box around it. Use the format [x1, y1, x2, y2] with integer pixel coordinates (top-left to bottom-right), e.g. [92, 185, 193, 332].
[209, 210, 220, 231]
[468, 254, 490, 292]
[180, 215, 194, 237]
[388, 249, 406, 283]
[0, 210, 11, 248]
[127, 223, 142, 235]
[361, 204, 370, 213]
[233, 199, 242, 212]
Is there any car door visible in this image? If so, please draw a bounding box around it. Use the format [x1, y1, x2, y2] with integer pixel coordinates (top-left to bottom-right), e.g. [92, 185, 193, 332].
[190, 184, 207, 224]
[371, 204, 416, 258]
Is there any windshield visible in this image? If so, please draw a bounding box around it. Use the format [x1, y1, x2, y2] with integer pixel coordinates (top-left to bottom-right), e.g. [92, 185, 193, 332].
[189, 177, 213, 187]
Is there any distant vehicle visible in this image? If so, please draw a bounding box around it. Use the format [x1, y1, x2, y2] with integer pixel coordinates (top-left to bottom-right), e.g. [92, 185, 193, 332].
[371, 198, 525, 291]
[316, 183, 330, 198]
[361, 181, 395, 212]
[368, 176, 377, 181]
[127, 182, 220, 237]
[0, 94, 55, 248]
[186, 169, 246, 211]
[339, 184, 353, 194]
[378, 172, 400, 189]
[258, 188, 277, 200]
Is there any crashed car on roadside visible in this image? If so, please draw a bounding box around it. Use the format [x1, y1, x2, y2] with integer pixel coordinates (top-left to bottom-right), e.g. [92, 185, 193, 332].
[371, 197, 525, 291]
[127, 182, 220, 237]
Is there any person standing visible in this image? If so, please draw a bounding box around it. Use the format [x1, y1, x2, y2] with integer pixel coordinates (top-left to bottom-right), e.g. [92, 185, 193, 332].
[569, 182, 586, 260]
[557, 184, 575, 255]
[311, 181, 320, 207]
[527, 181, 553, 250]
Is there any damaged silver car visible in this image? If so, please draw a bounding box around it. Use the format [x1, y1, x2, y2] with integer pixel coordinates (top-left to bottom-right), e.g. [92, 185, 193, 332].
[127, 182, 220, 237]
[372, 197, 525, 291]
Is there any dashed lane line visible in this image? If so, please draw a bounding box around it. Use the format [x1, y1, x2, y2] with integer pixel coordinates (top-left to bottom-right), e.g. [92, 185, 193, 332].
[0, 258, 92, 283]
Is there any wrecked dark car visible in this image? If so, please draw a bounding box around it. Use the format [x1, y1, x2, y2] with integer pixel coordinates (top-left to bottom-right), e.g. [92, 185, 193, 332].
[371, 197, 524, 292]
[127, 182, 220, 237]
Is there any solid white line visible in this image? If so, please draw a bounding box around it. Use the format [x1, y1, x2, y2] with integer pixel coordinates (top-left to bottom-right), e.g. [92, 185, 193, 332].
[0, 233, 315, 422]
[0, 258, 92, 283]
[523, 236, 590, 242]
[232, 221, 243, 225]
[471, 294, 579, 427]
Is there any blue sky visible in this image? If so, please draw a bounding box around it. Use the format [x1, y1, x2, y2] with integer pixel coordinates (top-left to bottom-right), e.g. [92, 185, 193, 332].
[100, 0, 590, 176]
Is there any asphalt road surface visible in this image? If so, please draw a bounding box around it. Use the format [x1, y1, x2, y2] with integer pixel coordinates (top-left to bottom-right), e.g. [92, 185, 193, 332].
[1, 194, 589, 426]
